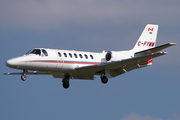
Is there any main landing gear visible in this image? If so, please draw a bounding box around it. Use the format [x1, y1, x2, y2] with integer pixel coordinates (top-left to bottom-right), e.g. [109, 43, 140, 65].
[62, 75, 70, 89]
[101, 75, 108, 84]
[100, 70, 110, 84]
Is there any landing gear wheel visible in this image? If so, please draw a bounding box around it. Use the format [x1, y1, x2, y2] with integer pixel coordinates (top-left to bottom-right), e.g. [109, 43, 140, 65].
[101, 76, 108, 84]
[21, 74, 27, 81]
[62, 75, 70, 89]
[62, 77, 70, 89]
[63, 81, 70, 89]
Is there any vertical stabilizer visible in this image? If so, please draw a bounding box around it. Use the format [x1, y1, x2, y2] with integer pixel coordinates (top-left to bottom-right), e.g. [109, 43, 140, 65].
[132, 24, 158, 52]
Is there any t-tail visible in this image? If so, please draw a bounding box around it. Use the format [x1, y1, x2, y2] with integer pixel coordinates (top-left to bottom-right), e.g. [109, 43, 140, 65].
[132, 24, 158, 53]
[132, 24, 159, 67]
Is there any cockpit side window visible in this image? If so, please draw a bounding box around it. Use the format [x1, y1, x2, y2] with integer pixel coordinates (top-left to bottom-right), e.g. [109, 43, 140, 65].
[42, 49, 48, 56]
[26, 49, 41, 56]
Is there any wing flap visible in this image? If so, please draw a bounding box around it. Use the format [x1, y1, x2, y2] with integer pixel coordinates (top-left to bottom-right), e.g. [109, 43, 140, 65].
[72, 75, 94, 80]
[52, 74, 65, 78]
[110, 62, 144, 77]
[110, 68, 126, 77]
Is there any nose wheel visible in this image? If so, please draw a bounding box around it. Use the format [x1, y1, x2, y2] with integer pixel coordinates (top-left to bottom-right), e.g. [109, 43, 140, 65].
[21, 74, 27, 81]
[21, 70, 27, 81]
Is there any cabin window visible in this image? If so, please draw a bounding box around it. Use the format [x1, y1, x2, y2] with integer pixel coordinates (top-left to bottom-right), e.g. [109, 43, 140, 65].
[84, 54, 88, 59]
[42, 49, 48, 56]
[69, 53, 72, 58]
[64, 53, 67, 57]
[90, 55, 94, 59]
[58, 52, 61, 57]
[79, 54, 83, 58]
[74, 53, 78, 58]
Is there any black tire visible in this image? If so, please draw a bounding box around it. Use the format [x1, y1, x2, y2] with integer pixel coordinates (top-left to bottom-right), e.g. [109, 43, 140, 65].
[21, 75, 27, 81]
[101, 76, 108, 84]
[63, 81, 70, 89]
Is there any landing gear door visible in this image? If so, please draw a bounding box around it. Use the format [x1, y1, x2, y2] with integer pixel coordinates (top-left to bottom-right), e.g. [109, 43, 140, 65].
[56, 52, 64, 69]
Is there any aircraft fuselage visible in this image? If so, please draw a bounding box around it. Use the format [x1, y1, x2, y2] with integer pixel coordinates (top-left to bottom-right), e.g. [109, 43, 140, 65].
[6, 48, 132, 72]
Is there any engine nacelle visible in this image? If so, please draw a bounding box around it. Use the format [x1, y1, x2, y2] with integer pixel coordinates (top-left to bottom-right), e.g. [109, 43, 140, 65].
[105, 51, 112, 61]
[105, 51, 130, 62]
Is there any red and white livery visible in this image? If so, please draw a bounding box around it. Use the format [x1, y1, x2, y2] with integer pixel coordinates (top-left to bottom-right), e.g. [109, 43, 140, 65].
[5, 24, 176, 89]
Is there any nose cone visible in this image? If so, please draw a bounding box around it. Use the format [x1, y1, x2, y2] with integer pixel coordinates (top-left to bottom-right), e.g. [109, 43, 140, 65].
[6, 58, 20, 68]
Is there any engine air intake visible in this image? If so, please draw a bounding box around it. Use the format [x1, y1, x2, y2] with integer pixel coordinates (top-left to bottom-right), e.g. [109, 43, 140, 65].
[105, 52, 112, 61]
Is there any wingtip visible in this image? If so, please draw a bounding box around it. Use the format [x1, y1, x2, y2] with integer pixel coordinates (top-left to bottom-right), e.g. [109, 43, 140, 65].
[164, 52, 168, 54]
[169, 43, 176, 46]
[162, 52, 168, 55]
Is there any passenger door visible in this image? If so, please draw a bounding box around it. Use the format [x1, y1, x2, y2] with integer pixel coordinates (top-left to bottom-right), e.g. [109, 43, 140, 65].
[56, 51, 64, 69]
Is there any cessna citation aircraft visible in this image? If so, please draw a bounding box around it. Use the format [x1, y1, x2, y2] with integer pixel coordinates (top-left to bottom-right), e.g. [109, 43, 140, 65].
[5, 24, 176, 89]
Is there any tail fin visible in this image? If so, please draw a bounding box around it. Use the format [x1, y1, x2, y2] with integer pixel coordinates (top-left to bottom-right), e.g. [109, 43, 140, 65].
[132, 24, 159, 53]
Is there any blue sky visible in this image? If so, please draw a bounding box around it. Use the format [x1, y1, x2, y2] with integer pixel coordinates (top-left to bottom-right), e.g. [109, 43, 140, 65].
[0, 0, 180, 120]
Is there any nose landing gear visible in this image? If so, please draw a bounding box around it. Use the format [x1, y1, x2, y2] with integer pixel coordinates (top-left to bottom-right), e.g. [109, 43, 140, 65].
[21, 70, 27, 81]
[21, 73, 27, 81]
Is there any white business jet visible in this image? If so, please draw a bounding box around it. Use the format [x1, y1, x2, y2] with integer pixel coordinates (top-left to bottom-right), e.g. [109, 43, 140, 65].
[5, 24, 176, 89]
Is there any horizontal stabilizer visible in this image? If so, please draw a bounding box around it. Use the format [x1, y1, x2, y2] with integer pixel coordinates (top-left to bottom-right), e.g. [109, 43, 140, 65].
[135, 43, 176, 56]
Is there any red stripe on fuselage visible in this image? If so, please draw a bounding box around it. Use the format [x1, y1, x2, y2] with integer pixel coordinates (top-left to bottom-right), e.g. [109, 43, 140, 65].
[63, 61, 100, 65]
[27, 61, 57, 63]
[25, 60, 101, 65]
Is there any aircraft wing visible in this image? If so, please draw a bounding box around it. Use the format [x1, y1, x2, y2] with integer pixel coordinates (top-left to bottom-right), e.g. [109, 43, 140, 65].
[5, 71, 48, 75]
[5, 71, 42, 75]
[135, 43, 176, 56]
[4, 71, 64, 75]
[4, 71, 67, 80]
[75, 52, 167, 78]
[4, 71, 66, 79]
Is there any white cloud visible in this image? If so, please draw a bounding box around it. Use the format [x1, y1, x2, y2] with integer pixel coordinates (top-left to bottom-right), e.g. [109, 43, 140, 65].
[173, 113, 180, 120]
[121, 112, 171, 120]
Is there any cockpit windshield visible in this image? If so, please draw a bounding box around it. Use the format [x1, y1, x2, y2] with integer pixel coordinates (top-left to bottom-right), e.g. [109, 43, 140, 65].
[26, 49, 48, 56]
[26, 49, 41, 56]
